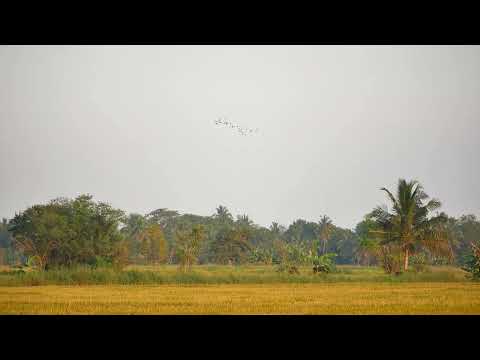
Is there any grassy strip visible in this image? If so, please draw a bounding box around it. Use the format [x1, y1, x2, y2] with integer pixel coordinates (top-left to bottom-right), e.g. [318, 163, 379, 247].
[0, 265, 470, 286]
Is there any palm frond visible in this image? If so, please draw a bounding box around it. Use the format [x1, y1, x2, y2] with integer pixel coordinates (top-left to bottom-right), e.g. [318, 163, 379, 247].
[425, 198, 442, 212]
[370, 206, 394, 228]
[380, 187, 400, 214]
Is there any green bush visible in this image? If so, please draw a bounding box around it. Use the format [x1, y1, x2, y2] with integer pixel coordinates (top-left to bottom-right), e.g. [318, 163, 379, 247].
[410, 252, 429, 273]
[276, 264, 300, 274]
[462, 243, 480, 280]
[312, 253, 337, 274]
[89, 256, 113, 269]
[377, 245, 403, 274]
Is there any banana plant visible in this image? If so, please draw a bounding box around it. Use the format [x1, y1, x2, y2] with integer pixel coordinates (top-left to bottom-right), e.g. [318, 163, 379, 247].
[311, 253, 337, 273]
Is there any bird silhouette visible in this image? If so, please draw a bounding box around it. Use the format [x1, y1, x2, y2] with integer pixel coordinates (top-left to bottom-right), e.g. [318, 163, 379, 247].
[214, 117, 259, 136]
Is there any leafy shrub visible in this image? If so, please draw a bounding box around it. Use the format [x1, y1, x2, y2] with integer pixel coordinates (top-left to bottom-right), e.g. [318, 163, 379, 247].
[249, 247, 274, 265]
[89, 256, 113, 269]
[377, 245, 403, 275]
[274, 241, 310, 274]
[312, 253, 337, 274]
[410, 252, 428, 273]
[462, 242, 480, 280]
[276, 264, 300, 274]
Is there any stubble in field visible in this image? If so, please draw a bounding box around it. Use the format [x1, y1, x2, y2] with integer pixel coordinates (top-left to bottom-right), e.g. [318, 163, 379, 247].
[1, 283, 480, 314]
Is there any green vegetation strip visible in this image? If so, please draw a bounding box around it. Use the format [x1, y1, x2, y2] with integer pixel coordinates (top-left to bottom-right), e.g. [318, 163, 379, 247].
[0, 265, 471, 286]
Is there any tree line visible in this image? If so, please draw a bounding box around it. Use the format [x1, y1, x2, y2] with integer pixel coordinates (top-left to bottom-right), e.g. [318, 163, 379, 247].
[0, 179, 479, 277]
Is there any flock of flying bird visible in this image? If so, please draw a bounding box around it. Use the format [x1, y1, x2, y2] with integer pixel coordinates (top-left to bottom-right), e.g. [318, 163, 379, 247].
[214, 117, 259, 136]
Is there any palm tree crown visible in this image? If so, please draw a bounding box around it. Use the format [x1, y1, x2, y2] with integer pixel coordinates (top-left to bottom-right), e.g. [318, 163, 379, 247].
[370, 179, 452, 271]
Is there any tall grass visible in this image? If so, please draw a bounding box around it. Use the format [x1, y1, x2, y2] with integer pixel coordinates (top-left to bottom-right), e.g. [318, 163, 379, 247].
[0, 265, 470, 286]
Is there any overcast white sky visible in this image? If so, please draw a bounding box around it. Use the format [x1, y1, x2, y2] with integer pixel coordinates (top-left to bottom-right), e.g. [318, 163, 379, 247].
[1, 45, 479, 229]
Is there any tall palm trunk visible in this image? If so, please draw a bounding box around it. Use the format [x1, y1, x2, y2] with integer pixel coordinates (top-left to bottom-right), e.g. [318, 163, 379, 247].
[403, 247, 409, 271]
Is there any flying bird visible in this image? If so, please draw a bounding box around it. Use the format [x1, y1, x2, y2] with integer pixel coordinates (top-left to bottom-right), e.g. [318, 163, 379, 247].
[214, 117, 259, 136]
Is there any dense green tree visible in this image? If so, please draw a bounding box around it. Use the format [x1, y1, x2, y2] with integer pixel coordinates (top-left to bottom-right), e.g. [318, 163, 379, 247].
[5, 186, 473, 269]
[249, 226, 274, 249]
[146, 208, 179, 227]
[211, 227, 251, 265]
[0, 218, 15, 265]
[285, 219, 306, 243]
[175, 225, 206, 271]
[8, 203, 69, 269]
[462, 241, 480, 279]
[138, 223, 168, 264]
[8, 195, 125, 269]
[452, 214, 480, 265]
[0, 218, 12, 247]
[285, 219, 317, 244]
[328, 227, 357, 264]
[121, 213, 148, 261]
[354, 215, 380, 265]
[145, 208, 180, 248]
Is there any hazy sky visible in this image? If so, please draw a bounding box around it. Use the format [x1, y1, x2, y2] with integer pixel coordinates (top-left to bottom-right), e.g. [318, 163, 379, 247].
[1, 45, 479, 229]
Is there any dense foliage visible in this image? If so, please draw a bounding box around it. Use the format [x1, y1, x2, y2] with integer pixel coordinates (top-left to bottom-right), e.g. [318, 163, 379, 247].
[1, 180, 479, 273]
[462, 242, 480, 279]
[8, 195, 125, 269]
[175, 225, 205, 271]
[0, 218, 17, 265]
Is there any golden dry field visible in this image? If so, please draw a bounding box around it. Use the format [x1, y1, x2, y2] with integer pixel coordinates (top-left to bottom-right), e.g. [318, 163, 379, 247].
[1, 282, 480, 314]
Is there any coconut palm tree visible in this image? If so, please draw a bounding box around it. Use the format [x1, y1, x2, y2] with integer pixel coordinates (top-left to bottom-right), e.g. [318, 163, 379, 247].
[370, 179, 453, 271]
[236, 214, 254, 228]
[213, 205, 233, 224]
[269, 222, 281, 234]
[318, 215, 333, 254]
